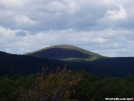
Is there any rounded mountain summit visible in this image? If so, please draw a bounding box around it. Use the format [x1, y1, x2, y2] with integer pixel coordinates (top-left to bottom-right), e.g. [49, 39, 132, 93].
[24, 45, 104, 61]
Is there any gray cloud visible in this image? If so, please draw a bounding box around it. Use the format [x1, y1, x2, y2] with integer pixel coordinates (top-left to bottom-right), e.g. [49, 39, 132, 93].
[0, 0, 134, 57]
[1, 0, 133, 31]
[0, 26, 134, 57]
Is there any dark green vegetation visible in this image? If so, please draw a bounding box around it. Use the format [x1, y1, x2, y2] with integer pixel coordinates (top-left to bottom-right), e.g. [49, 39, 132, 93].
[0, 69, 134, 101]
[0, 51, 66, 76]
[0, 45, 134, 100]
[24, 45, 103, 61]
[0, 45, 134, 77]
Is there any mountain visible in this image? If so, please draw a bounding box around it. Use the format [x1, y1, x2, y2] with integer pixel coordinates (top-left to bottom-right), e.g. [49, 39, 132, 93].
[24, 45, 104, 61]
[0, 45, 134, 77]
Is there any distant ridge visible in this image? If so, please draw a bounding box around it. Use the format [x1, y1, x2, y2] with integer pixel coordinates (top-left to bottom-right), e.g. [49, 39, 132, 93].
[24, 44, 104, 61]
[0, 50, 134, 77]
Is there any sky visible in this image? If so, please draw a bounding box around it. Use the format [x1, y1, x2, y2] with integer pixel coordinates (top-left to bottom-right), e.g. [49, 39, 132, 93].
[0, 0, 134, 57]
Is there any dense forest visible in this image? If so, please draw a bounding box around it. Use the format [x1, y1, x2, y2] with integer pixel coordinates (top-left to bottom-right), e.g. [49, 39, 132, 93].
[0, 46, 134, 101]
[1, 51, 134, 78]
[0, 66, 134, 101]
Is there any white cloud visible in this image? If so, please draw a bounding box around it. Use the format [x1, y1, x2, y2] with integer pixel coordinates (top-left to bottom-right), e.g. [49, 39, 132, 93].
[92, 38, 106, 43]
[0, 26, 134, 57]
[0, 26, 17, 39]
[0, 0, 29, 9]
[103, 0, 132, 6]
[64, 0, 80, 14]
[0, 0, 134, 31]
[0, 0, 134, 57]
[104, 5, 128, 20]
[43, 0, 79, 14]
[14, 15, 37, 28]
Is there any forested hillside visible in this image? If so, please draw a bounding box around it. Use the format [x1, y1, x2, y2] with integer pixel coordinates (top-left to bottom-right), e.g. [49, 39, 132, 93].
[0, 46, 134, 101]
[0, 50, 134, 77]
[0, 67, 134, 101]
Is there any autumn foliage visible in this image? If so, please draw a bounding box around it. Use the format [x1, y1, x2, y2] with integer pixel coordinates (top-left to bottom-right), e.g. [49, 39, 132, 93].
[19, 66, 82, 101]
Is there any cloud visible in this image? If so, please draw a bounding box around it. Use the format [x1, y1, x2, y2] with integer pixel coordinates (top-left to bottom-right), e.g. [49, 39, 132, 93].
[14, 15, 37, 28]
[0, 25, 134, 57]
[0, 0, 134, 57]
[0, 0, 134, 31]
[104, 5, 128, 20]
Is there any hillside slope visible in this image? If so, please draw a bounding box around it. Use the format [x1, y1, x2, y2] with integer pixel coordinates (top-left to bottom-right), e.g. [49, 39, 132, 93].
[24, 45, 104, 61]
[0, 46, 134, 77]
[0, 51, 66, 76]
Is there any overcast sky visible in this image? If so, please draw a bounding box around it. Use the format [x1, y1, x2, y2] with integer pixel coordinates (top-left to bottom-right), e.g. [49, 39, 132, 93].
[0, 0, 134, 57]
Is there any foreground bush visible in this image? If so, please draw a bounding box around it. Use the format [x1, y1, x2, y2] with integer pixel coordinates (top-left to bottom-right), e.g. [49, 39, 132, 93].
[19, 66, 82, 101]
[0, 67, 134, 101]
